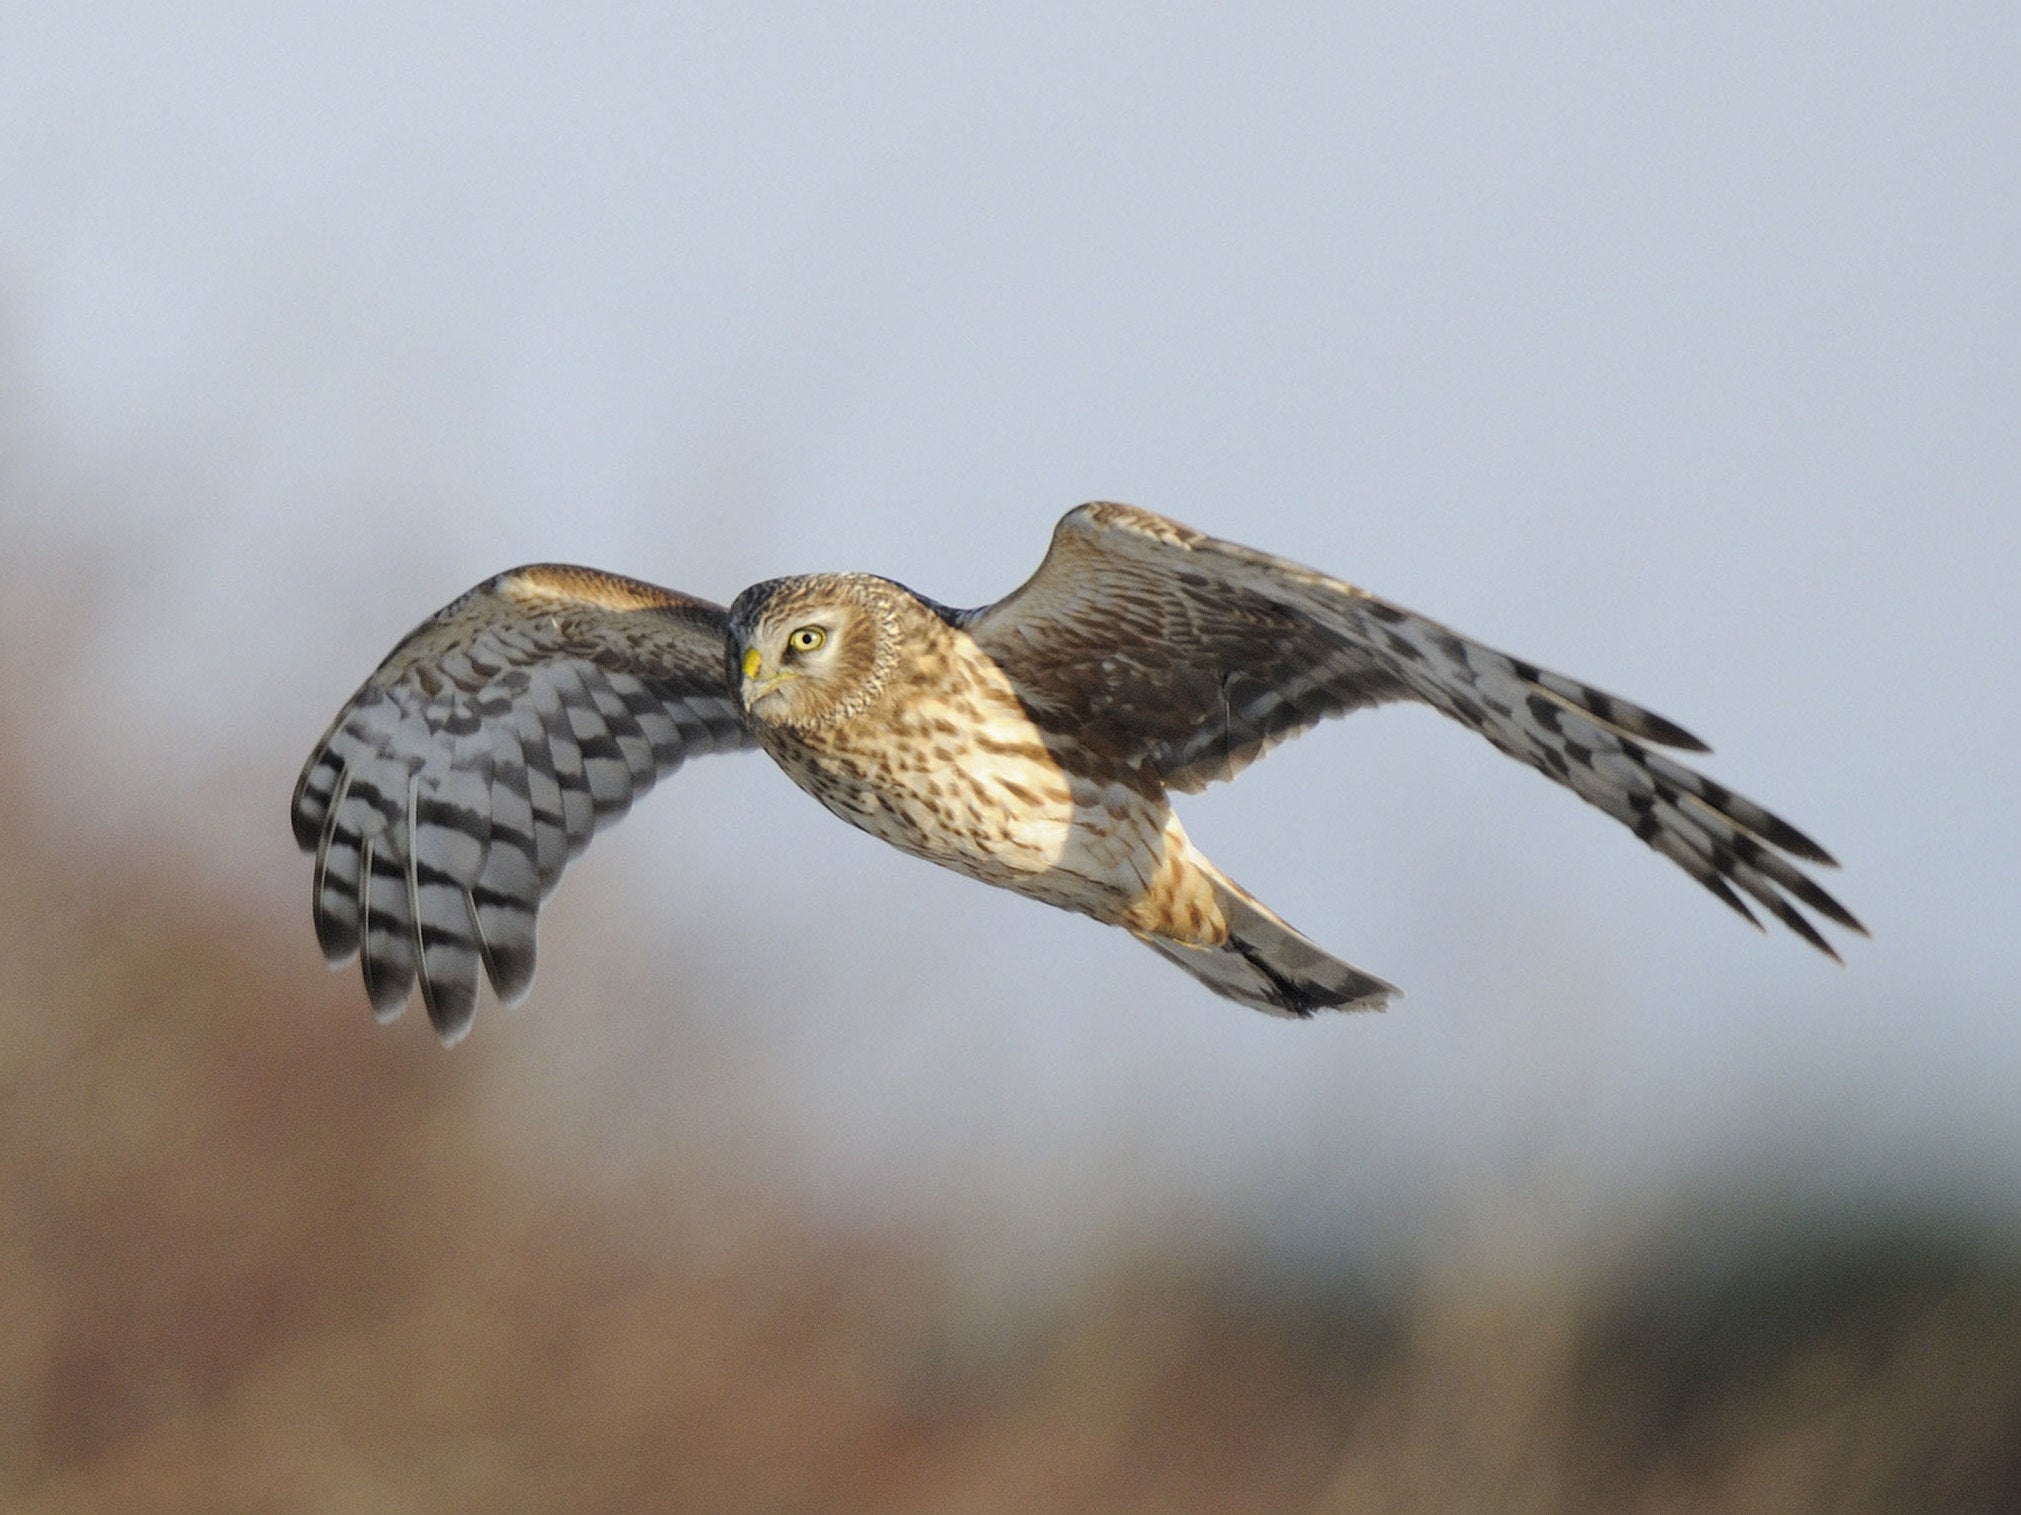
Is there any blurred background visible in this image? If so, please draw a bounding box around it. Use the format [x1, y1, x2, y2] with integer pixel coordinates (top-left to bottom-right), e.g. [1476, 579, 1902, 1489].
[3, 5, 2017, 1510]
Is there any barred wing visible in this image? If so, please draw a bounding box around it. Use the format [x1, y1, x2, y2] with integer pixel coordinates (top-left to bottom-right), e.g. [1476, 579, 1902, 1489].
[967, 503, 1864, 956]
[292, 565, 753, 1042]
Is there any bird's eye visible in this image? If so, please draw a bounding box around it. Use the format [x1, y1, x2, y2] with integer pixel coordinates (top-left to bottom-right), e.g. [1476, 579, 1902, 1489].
[786, 625, 827, 654]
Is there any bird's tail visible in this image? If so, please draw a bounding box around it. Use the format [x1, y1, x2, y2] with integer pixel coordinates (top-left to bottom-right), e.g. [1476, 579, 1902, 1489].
[1132, 871, 1397, 1018]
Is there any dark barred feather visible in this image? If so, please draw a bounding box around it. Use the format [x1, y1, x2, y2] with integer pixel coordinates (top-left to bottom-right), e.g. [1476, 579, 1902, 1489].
[968, 503, 1864, 959]
[292, 566, 753, 1042]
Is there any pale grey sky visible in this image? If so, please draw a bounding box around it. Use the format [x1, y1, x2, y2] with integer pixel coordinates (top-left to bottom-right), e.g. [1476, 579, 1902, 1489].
[3, 4, 2015, 1282]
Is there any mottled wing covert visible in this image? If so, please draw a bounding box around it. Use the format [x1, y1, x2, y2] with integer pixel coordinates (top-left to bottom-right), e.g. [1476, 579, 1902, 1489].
[292, 566, 753, 1042]
[967, 502, 1863, 956]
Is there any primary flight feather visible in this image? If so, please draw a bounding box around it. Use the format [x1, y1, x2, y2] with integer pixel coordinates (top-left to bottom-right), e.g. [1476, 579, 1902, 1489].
[293, 503, 1863, 1042]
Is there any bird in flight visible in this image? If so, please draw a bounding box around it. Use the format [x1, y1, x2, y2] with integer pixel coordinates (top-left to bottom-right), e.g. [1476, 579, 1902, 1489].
[294, 502, 1862, 1043]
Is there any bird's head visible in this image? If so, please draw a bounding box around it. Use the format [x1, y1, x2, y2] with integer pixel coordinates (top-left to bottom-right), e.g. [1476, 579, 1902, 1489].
[726, 573, 906, 731]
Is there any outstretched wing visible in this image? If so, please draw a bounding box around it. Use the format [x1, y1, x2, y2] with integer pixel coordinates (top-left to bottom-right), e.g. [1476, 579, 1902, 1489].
[966, 502, 1864, 956]
[292, 565, 753, 1041]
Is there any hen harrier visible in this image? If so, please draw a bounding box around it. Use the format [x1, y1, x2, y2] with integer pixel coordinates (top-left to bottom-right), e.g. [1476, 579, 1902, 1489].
[294, 503, 1862, 1042]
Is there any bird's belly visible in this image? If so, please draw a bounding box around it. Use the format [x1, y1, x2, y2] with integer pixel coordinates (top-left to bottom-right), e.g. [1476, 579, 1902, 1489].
[774, 722, 1161, 918]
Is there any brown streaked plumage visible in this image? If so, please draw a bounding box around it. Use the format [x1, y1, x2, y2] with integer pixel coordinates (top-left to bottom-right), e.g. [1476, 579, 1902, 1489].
[294, 502, 1864, 1042]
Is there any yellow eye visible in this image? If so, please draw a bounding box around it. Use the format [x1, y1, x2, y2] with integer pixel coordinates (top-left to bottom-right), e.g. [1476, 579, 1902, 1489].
[786, 625, 827, 654]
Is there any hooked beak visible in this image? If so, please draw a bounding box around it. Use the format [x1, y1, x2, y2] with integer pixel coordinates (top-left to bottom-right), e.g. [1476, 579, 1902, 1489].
[739, 647, 795, 706]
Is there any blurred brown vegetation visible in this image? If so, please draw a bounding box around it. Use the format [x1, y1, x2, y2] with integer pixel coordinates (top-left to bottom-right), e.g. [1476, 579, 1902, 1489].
[2, 664, 2018, 1514]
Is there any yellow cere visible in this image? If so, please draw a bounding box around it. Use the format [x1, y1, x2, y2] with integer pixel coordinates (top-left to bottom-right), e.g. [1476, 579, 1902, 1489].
[742, 648, 763, 680]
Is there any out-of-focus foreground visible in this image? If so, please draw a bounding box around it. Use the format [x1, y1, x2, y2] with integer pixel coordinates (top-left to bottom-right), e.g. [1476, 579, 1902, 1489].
[0, 637, 2016, 1514]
